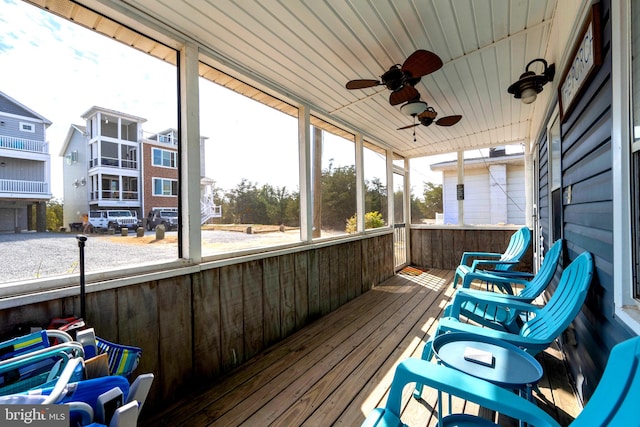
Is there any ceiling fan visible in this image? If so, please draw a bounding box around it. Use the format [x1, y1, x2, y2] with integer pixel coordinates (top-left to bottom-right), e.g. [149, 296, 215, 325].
[397, 100, 462, 143]
[397, 102, 462, 130]
[345, 49, 443, 106]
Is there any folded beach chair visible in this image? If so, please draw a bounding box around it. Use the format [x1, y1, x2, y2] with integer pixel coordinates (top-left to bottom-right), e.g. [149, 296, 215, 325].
[95, 336, 142, 379]
[0, 331, 84, 395]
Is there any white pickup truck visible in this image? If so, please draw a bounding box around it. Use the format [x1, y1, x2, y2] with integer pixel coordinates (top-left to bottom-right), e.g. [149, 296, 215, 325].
[88, 210, 142, 231]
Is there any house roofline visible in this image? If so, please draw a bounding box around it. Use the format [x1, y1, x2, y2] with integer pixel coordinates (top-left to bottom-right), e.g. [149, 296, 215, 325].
[0, 90, 52, 126]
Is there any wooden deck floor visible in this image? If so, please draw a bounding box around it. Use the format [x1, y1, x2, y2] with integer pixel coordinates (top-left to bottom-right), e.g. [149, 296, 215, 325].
[142, 268, 581, 426]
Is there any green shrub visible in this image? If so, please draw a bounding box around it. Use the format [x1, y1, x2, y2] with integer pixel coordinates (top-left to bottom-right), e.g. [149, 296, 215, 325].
[346, 211, 385, 233]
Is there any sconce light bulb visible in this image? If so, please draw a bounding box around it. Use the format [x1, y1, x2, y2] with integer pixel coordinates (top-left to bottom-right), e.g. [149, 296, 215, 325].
[521, 87, 538, 104]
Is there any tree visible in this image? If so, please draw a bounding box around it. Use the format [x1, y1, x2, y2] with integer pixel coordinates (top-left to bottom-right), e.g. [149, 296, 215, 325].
[226, 179, 266, 224]
[365, 177, 387, 222]
[46, 198, 64, 231]
[411, 182, 443, 223]
[422, 182, 443, 219]
[321, 164, 357, 229]
[345, 211, 384, 233]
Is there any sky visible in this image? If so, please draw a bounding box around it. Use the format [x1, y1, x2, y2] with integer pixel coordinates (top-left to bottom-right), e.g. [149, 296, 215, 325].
[0, 0, 507, 201]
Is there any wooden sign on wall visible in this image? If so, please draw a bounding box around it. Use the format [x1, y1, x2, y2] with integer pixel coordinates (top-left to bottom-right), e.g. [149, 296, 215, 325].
[558, 3, 602, 122]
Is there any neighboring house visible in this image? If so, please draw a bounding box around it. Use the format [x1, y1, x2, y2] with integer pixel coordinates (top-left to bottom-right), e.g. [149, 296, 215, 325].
[430, 148, 525, 225]
[0, 91, 52, 233]
[198, 135, 222, 224]
[61, 106, 146, 229]
[62, 112, 221, 229]
[142, 128, 179, 220]
[59, 124, 88, 229]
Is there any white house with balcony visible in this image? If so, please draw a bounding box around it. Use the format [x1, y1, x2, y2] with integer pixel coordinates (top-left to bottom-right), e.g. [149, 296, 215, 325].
[62, 113, 221, 229]
[61, 107, 146, 229]
[0, 91, 52, 232]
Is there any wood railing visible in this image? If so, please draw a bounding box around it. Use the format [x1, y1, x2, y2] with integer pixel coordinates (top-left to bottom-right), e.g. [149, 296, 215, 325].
[409, 226, 533, 272]
[0, 233, 394, 415]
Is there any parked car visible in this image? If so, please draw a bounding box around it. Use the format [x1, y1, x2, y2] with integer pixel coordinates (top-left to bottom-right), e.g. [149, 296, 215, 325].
[147, 209, 178, 231]
[89, 210, 142, 231]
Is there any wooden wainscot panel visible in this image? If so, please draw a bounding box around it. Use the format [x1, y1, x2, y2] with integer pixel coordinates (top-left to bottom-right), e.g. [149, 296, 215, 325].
[430, 228, 443, 269]
[409, 228, 421, 266]
[84, 288, 118, 340]
[279, 253, 297, 337]
[352, 240, 363, 297]
[451, 229, 466, 269]
[337, 243, 349, 307]
[0, 299, 64, 338]
[116, 281, 160, 408]
[318, 246, 332, 316]
[220, 263, 244, 371]
[359, 239, 373, 292]
[293, 251, 309, 330]
[157, 276, 193, 401]
[263, 257, 282, 347]
[306, 249, 321, 321]
[193, 268, 222, 380]
[328, 244, 341, 311]
[243, 260, 264, 360]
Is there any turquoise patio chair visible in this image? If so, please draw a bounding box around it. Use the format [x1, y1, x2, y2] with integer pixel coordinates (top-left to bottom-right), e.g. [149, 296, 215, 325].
[426, 251, 593, 358]
[459, 239, 563, 295]
[362, 335, 640, 427]
[449, 239, 564, 329]
[453, 226, 531, 288]
[415, 251, 593, 398]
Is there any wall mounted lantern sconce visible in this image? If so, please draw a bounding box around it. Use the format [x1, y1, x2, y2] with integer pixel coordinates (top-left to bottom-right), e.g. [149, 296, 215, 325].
[508, 58, 555, 104]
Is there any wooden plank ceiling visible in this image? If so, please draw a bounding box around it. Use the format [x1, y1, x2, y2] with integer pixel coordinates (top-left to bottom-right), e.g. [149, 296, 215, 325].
[44, 0, 559, 158]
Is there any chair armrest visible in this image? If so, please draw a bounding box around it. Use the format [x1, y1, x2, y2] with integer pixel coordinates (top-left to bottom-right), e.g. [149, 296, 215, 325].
[469, 259, 518, 272]
[436, 317, 550, 355]
[485, 270, 535, 279]
[459, 252, 501, 266]
[363, 358, 559, 427]
[461, 270, 532, 293]
[449, 289, 539, 323]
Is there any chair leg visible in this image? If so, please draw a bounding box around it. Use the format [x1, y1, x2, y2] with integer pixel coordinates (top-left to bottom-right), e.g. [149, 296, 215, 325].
[453, 272, 460, 288]
[414, 338, 436, 399]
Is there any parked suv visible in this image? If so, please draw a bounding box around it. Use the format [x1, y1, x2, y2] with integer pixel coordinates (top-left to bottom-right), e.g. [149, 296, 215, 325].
[147, 209, 179, 231]
[88, 210, 142, 232]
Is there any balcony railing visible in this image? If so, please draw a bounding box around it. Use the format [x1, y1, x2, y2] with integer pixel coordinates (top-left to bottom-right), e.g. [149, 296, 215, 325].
[90, 190, 139, 201]
[0, 179, 49, 194]
[0, 135, 48, 153]
[201, 198, 222, 224]
[89, 157, 138, 170]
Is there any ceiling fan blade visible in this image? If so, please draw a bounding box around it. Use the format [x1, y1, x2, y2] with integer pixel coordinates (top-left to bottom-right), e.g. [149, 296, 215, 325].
[346, 79, 381, 89]
[402, 49, 444, 78]
[389, 85, 419, 106]
[436, 115, 462, 126]
[397, 123, 420, 130]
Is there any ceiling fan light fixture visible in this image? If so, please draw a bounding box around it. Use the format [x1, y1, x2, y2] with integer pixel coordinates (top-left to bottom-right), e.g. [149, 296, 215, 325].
[507, 58, 555, 104]
[400, 100, 428, 116]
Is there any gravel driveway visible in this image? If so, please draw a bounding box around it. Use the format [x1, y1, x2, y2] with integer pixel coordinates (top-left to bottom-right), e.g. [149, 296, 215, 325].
[0, 229, 300, 284]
